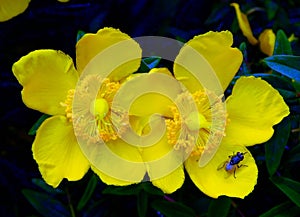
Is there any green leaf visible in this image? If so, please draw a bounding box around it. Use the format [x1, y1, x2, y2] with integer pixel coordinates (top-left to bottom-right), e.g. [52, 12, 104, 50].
[139, 56, 161, 72]
[238, 42, 251, 75]
[270, 176, 300, 207]
[277, 89, 297, 100]
[22, 189, 70, 217]
[28, 114, 51, 135]
[76, 174, 98, 211]
[287, 144, 300, 163]
[260, 201, 300, 217]
[292, 79, 300, 92]
[151, 200, 196, 217]
[208, 196, 231, 217]
[264, 0, 279, 20]
[265, 117, 291, 176]
[141, 182, 164, 196]
[264, 55, 300, 82]
[273, 30, 293, 55]
[137, 190, 148, 217]
[274, 8, 290, 31]
[253, 73, 295, 91]
[102, 184, 141, 196]
[32, 178, 64, 195]
[76, 30, 86, 42]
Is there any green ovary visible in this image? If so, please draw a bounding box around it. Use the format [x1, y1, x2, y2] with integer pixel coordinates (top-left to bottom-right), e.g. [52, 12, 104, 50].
[90, 98, 109, 120]
[185, 111, 211, 131]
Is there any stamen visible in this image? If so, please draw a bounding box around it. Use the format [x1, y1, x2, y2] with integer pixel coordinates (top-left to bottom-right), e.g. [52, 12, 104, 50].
[72, 74, 126, 143]
[60, 89, 75, 122]
[165, 89, 227, 157]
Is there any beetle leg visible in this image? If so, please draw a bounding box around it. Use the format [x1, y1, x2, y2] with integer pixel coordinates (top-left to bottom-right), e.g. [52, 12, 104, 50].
[233, 167, 237, 178]
[237, 164, 248, 168]
[217, 161, 228, 170]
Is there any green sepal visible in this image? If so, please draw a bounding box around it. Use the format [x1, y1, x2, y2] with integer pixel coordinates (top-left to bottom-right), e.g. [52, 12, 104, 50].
[28, 114, 51, 136]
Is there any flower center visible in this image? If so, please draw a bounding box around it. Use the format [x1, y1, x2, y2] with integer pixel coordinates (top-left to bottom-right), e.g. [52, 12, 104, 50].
[72, 75, 125, 143]
[185, 111, 211, 131]
[165, 89, 226, 156]
[90, 98, 109, 119]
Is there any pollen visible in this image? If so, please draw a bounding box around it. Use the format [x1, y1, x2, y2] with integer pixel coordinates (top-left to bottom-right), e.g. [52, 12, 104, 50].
[60, 89, 75, 122]
[165, 89, 226, 157]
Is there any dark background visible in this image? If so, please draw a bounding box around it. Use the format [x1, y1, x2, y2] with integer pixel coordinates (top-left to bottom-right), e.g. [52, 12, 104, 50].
[1, 0, 300, 216]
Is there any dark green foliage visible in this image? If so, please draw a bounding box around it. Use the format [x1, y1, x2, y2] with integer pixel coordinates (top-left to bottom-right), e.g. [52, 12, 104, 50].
[265, 118, 291, 176]
[2, 0, 300, 217]
[208, 196, 232, 217]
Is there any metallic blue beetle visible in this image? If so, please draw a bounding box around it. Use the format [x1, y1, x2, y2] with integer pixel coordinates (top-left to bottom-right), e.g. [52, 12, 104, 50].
[218, 152, 248, 178]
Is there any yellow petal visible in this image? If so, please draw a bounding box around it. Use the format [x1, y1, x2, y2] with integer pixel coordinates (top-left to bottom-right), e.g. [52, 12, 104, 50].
[76, 27, 142, 81]
[151, 165, 184, 194]
[149, 67, 173, 76]
[174, 31, 242, 93]
[0, 0, 30, 22]
[86, 139, 146, 185]
[230, 3, 258, 45]
[91, 166, 139, 186]
[139, 119, 185, 193]
[225, 76, 290, 146]
[57, 0, 69, 2]
[32, 116, 90, 187]
[185, 143, 257, 198]
[259, 29, 276, 56]
[12, 49, 78, 115]
[116, 72, 183, 117]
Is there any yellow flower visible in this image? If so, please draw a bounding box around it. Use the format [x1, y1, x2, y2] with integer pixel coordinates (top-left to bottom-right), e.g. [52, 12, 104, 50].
[184, 76, 289, 198]
[230, 3, 276, 56]
[130, 31, 289, 198]
[0, 0, 72, 22]
[0, 0, 30, 22]
[12, 27, 142, 187]
[258, 29, 276, 56]
[230, 3, 258, 45]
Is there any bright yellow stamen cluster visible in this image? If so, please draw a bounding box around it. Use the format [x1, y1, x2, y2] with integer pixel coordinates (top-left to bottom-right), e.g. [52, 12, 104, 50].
[96, 78, 122, 142]
[165, 89, 226, 157]
[60, 89, 75, 122]
[72, 75, 125, 143]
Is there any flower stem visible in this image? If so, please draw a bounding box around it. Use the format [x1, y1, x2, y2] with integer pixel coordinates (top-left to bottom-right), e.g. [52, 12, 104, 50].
[66, 187, 76, 217]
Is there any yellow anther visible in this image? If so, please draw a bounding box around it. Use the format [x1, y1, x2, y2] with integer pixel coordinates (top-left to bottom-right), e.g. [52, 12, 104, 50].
[60, 89, 75, 122]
